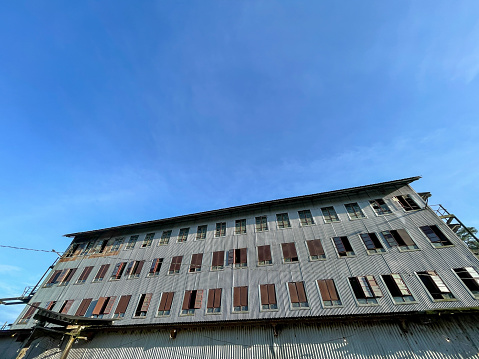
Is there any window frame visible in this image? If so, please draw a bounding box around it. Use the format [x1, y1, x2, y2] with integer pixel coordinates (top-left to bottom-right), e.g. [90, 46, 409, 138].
[286, 281, 310, 310]
[141, 233, 155, 248]
[452, 267, 479, 299]
[316, 279, 343, 308]
[276, 213, 291, 229]
[281, 242, 299, 263]
[156, 292, 174, 317]
[359, 232, 387, 255]
[257, 245, 273, 266]
[232, 286, 249, 313]
[215, 222, 227, 237]
[255, 216, 269, 232]
[331, 236, 355, 258]
[180, 289, 204, 316]
[258, 284, 278, 312]
[393, 194, 421, 212]
[168, 256, 183, 275]
[348, 276, 382, 306]
[305, 239, 326, 261]
[298, 209, 315, 226]
[196, 225, 207, 240]
[321, 206, 340, 223]
[147, 258, 163, 277]
[189, 253, 203, 273]
[344, 202, 366, 220]
[133, 293, 153, 318]
[380, 274, 417, 305]
[177, 227, 190, 243]
[420, 225, 454, 248]
[158, 230, 172, 245]
[235, 219, 247, 235]
[415, 271, 457, 302]
[211, 251, 225, 271]
[369, 199, 393, 216]
[206, 288, 222, 315]
[379, 229, 420, 252]
[109, 237, 124, 252]
[125, 235, 139, 250]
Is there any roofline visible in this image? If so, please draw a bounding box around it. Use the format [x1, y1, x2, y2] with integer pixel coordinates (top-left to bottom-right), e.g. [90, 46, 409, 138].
[64, 176, 421, 238]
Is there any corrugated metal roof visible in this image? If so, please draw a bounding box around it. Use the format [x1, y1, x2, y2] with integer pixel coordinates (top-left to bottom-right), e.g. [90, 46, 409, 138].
[64, 176, 421, 238]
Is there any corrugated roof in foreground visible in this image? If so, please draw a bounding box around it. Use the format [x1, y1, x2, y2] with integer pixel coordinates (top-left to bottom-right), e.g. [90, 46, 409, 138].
[64, 176, 421, 238]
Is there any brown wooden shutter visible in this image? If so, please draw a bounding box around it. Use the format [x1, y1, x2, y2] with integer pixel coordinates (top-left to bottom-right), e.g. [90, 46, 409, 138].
[288, 282, 299, 303]
[115, 295, 131, 314]
[134, 261, 145, 275]
[233, 287, 241, 307]
[240, 286, 248, 307]
[260, 285, 269, 305]
[282, 243, 291, 259]
[103, 297, 117, 314]
[263, 245, 272, 261]
[60, 300, 74, 314]
[207, 289, 215, 308]
[164, 292, 174, 311]
[23, 302, 41, 319]
[213, 289, 221, 308]
[182, 291, 192, 310]
[92, 297, 107, 315]
[95, 264, 110, 279]
[75, 298, 92, 316]
[267, 284, 276, 304]
[79, 266, 93, 281]
[140, 293, 153, 312]
[239, 248, 247, 264]
[149, 258, 161, 273]
[326, 279, 339, 301]
[317, 280, 331, 301]
[191, 254, 203, 269]
[158, 293, 169, 311]
[258, 246, 265, 261]
[307, 240, 325, 256]
[194, 290, 203, 309]
[396, 229, 415, 246]
[57, 269, 70, 284]
[212, 251, 224, 266]
[170, 256, 183, 272]
[296, 281, 307, 302]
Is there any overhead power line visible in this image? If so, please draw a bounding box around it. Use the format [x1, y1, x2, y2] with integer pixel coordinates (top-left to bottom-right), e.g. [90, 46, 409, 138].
[0, 244, 63, 254]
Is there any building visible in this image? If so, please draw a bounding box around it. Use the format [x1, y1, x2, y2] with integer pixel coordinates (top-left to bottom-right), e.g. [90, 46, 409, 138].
[2, 176, 479, 358]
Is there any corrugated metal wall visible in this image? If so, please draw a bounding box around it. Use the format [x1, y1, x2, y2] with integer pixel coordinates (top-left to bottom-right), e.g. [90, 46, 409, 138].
[10, 315, 479, 359]
[11, 184, 479, 330]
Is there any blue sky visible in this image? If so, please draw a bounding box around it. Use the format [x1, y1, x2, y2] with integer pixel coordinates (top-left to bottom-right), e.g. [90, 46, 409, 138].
[1, 1, 478, 324]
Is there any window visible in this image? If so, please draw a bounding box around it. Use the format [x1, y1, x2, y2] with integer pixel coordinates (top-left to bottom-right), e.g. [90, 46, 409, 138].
[75, 298, 93, 317]
[125, 235, 139, 250]
[260, 284, 277, 310]
[141, 233, 155, 248]
[76, 266, 94, 284]
[288, 281, 309, 308]
[417, 271, 455, 301]
[157, 292, 174, 316]
[420, 225, 453, 247]
[45, 301, 56, 311]
[332, 236, 355, 257]
[317, 279, 341, 307]
[360, 233, 386, 254]
[125, 261, 145, 278]
[169, 256, 183, 274]
[134, 293, 153, 317]
[189, 253, 203, 272]
[379, 229, 418, 250]
[215, 222, 226, 237]
[80, 241, 94, 255]
[255, 216, 268, 232]
[306, 239, 326, 260]
[91, 297, 116, 318]
[178, 228, 189, 242]
[207, 289, 222, 313]
[211, 251, 224, 270]
[369, 199, 392, 215]
[181, 290, 203, 315]
[110, 262, 127, 280]
[233, 286, 248, 312]
[349, 276, 382, 305]
[227, 248, 247, 268]
[61, 301, 74, 315]
[394, 195, 420, 211]
[44, 270, 62, 287]
[18, 302, 41, 324]
[382, 274, 415, 303]
[235, 219, 246, 234]
[110, 237, 124, 252]
[321, 207, 340, 223]
[113, 295, 131, 318]
[257, 245, 272, 265]
[93, 264, 110, 282]
[453, 267, 479, 298]
[196, 225, 207, 240]
[90, 239, 109, 254]
[58, 268, 77, 286]
[148, 258, 163, 277]
[345, 203, 366, 219]
[64, 243, 80, 257]
[298, 210, 314, 226]
[282, 242, 299, 263]
[276, 213, 291, 229]
[159, 230, 172, 245]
